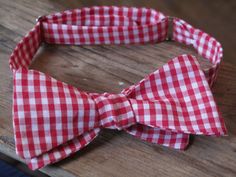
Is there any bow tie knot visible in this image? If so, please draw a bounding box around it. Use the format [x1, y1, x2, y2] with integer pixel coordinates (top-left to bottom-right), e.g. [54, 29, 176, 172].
[90, 93, 136, 130]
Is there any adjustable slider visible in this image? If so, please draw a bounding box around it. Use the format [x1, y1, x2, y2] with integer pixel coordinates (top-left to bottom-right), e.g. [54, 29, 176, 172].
[166, 16, 174, 41]
[36, 15, 46, 22]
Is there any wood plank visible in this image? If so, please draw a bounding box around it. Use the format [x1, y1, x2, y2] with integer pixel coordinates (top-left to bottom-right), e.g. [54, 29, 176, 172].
[0, 1, 235, 177]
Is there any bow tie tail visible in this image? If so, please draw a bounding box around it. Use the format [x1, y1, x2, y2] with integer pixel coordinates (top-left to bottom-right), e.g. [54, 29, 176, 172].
[129, 99, 227, 136]
[26, 128, 100, 170]
[125, 124, 189, 150]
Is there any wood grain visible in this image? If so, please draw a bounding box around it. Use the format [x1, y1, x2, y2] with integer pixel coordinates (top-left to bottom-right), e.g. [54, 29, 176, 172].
[0, 1, 235, 177]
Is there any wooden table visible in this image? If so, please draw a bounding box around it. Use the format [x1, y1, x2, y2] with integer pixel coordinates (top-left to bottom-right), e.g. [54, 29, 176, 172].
[0, 1, 236, 177]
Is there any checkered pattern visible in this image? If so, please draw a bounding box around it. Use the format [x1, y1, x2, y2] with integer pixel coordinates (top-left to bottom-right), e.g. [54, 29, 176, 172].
[9, 22, 42, 71]
[172, 18, 223, 87]
[9, 6, 227, 170]
[42, 6, 167, 45]
[123, 55, 226, 135]
[90, 93, 136, 130]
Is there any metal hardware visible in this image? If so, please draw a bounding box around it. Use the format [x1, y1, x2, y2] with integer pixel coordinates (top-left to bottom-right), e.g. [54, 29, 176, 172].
[36, 15, 45, 22]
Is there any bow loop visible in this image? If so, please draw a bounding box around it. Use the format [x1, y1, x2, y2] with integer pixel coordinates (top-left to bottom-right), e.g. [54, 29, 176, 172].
[13, 68, 100, 159]
[123, 55, 226, 135]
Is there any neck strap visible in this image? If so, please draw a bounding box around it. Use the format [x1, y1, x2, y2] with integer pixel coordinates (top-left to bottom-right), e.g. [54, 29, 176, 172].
[9, 6, 223, 86]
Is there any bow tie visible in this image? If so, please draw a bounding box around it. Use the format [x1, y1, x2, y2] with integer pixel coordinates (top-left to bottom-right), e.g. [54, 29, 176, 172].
[13, 55, 226, 170]
[10, 6, 227, 170]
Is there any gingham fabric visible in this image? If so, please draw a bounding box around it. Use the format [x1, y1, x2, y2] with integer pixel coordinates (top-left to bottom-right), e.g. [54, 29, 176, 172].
[9, 6, 227, 170]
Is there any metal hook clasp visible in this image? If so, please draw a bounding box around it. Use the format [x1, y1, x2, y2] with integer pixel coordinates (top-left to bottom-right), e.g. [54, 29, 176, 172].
[36, 15, 45, 22]
[166, 16, 174, 41]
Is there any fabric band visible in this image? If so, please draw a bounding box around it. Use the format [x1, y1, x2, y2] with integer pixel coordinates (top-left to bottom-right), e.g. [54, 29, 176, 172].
[9, 6, 222, 87]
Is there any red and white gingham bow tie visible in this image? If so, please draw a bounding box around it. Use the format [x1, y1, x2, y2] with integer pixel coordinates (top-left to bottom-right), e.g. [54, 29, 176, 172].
[10, 6, 227, 170]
